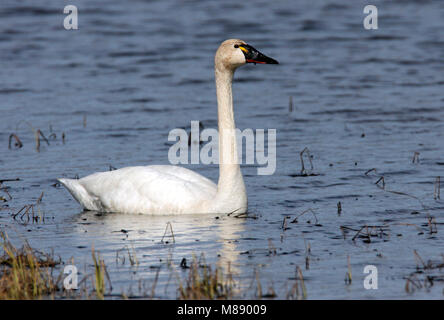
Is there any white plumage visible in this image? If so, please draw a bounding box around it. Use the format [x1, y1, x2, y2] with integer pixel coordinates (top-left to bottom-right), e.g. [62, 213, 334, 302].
[59, 39, 277, 215]
[59, 166, 216, 214]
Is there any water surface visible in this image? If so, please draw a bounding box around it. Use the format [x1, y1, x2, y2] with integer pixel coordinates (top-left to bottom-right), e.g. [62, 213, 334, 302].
[1, 0, 444, 299]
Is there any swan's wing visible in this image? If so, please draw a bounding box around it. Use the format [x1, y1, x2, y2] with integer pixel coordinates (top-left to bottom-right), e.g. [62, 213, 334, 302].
[59, 165, 217, 214]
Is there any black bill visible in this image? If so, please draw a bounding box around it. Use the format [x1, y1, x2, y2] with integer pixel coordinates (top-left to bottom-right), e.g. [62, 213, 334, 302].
[239, 44, 279, 64]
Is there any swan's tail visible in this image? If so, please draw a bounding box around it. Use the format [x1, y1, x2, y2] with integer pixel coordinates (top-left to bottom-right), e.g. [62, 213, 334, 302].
[58, 178, 101, 211]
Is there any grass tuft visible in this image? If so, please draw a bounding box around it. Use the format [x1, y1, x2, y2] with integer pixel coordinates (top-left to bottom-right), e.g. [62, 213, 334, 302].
[0, 231, 61, 299]
[178, 255, 234, 300]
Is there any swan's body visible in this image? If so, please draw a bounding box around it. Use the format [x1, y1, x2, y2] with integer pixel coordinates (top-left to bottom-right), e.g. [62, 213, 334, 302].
[59, 39, 278, 215]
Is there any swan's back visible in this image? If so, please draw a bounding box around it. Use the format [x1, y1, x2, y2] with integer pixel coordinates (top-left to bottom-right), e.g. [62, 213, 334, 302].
[59, 165, 217, 214]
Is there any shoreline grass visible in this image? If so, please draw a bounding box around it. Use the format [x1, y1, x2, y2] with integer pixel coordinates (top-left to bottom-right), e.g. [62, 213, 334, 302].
[0, 231, 61, 299]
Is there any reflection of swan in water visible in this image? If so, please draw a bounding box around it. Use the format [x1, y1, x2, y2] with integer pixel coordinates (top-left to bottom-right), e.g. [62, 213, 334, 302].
[59, 39, 278, 215]
[69, 211, 245, 278]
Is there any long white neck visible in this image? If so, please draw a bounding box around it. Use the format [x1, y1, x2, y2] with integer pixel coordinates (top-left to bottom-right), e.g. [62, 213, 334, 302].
[213, 65, 247, 213]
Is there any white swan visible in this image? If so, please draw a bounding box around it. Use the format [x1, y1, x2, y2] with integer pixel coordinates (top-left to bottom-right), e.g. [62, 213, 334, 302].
[59, 39, 278, 215]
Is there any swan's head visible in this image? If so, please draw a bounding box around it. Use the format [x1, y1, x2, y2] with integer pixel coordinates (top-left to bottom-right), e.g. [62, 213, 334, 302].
[215, 39, 278, 71]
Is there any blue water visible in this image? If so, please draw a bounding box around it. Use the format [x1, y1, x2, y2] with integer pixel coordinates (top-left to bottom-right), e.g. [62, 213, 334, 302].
[1, 0, 444, 299]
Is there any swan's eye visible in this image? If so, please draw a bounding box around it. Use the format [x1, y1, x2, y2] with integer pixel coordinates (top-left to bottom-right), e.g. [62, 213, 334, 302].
[234, 44, 239, 48]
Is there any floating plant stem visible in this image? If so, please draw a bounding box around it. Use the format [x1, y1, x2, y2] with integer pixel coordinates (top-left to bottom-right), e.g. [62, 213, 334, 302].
[11, 192, 45, 224]
[375, 176, 385, 189]
[0, 183, 12, 201]
[291, 208, 319, 224]
[127, 243, 139, 267]
[427, 217, 438, 234]
[345, 255, 352, 285]
[267, 238, 277, 256]
[395, 222, 424, 234]
[405, 275, 422, 293]
[281, 216, 290, 231]
[296, 266, 307, 299]
[434, 176, 440, 200]
[0, 178, 20, 184]
[36, 192, 44, 204]
[351, 226, 367, 242]
[151, 267, 160, 298]
[364, 168, 377, 176]
[35, 129, 50, 152]
[412, 151, 420, 164]
[8, 134, 23, 149]
[413, 250, 426, 270]
[161, 222, 175, 244]
[299, 147, 314, 176]
[304, 239, 311, 270]
[255, 269, 262, 298]
[340, 225, 389, 242]
[370, 172, 432, 219]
